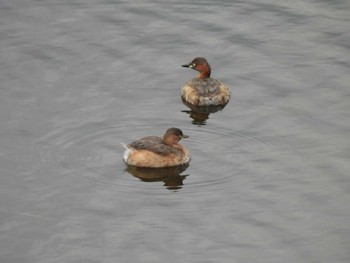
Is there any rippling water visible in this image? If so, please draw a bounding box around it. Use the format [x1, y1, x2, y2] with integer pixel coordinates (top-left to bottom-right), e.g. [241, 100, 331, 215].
[1, 1, 350, 262]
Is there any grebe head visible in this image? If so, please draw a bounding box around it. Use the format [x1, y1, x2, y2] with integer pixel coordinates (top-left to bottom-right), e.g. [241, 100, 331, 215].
[163, 127, 189, 146]
[181, 57, 211, 78]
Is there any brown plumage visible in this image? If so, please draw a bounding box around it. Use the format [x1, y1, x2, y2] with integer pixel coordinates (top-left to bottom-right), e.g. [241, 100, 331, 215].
[123, 128, 190, 168]
[181, 57, 230, 106]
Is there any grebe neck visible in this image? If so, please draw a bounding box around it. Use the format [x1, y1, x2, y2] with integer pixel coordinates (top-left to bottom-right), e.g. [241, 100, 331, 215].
[198, 64, 211, 79]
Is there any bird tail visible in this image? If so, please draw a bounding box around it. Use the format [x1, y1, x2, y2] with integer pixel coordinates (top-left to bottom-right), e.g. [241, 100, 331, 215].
[121, 143, 131, 162]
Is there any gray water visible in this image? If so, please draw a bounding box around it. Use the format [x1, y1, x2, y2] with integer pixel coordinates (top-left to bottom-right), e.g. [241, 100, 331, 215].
[1, 1, 350, 262]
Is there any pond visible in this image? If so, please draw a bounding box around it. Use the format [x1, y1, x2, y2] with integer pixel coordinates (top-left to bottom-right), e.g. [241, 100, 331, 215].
[0, 1, 349, 262]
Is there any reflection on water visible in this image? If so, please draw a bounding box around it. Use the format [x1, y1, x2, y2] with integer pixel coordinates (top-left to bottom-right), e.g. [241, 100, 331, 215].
[1, 0, 350, 262]
[126, 163, 189, 191]
[181, 97, 229, 125]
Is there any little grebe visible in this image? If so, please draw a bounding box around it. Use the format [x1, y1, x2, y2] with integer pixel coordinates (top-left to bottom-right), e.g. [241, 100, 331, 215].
[181, 57, 230, 106]
[123, 128, 190, 168]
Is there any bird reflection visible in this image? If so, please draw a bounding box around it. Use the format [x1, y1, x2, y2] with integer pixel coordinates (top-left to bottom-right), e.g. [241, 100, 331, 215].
[125, 163, 189, 190]
[181, 98, 228, 125]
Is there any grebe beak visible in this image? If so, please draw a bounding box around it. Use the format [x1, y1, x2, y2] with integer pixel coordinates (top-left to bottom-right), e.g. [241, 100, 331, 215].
[181, 63, 194, 69]
[181, 134, 189, 139]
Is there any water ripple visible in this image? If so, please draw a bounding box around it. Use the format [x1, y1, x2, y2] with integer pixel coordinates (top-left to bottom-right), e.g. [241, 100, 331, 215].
[180, 125, 273, 193]
[33, 122, 275, 195]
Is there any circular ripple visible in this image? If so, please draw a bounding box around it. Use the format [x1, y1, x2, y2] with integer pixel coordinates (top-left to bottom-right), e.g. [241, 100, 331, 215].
[180, 125, 273, 194]
[33, 121, 275, 195]
[33, 121, 194, 193]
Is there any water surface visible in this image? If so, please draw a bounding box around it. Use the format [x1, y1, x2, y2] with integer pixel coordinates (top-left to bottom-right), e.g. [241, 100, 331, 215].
[1, 1, 350, 262]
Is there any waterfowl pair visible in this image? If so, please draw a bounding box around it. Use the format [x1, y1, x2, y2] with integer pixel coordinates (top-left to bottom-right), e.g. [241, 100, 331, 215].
[123, 58, 229, 168]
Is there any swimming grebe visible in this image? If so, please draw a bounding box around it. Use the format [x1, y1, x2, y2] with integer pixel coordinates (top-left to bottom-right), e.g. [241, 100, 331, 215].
[123, 128, 190, 168]
[181, 57, 230, 106]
